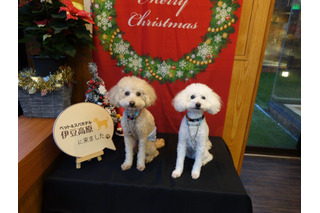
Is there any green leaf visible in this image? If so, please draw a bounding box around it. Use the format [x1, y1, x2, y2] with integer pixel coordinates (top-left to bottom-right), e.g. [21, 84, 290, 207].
[31, 7, 44, 14]
[51, 13, 66, 19]
[63, 45, 76, 57]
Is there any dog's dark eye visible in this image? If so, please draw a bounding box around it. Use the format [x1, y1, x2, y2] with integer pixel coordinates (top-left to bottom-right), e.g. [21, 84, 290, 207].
[125, 91, 130, 96]
[202, 96, 206, 100]
[136, 92, 141, 96]
[191, 95, 195, 99]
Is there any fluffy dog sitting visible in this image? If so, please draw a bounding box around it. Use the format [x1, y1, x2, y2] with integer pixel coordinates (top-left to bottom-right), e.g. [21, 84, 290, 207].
[109, 76, 165, 171]
[171, 83, 221, 179]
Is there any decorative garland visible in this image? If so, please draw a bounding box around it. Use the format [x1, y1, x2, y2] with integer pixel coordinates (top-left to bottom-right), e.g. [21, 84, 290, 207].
[92, 0, 240, 83]
[18, 66, 73, 96]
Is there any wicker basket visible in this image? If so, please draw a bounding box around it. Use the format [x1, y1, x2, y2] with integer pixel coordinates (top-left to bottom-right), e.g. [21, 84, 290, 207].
[18, 85, 73, 118]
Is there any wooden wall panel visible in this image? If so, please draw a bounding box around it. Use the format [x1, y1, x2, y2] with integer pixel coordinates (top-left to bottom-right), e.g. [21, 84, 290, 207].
[223, 0, 275, 174]
[234, 0, 254, 57]
[67, 46, 93, 104]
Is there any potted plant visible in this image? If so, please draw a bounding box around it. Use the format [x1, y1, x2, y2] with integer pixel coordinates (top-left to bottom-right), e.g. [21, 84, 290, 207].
[18, 0, 95, 76]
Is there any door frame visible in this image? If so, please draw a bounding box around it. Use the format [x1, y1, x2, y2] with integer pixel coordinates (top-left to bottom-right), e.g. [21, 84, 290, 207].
[223, 0, 276, 174]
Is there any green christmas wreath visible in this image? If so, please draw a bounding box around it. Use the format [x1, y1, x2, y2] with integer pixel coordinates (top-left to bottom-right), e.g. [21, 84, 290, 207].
[92, 0, 240, 83]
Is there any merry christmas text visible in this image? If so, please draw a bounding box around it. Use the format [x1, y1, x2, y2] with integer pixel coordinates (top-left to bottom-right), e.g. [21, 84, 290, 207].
[137, 0, 189, 17]
[128, 10, 197, 29]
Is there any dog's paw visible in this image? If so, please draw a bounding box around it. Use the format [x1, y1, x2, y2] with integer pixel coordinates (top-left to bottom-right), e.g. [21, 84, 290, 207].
[137, 163, 146, 171]
[191, 171, 200, 179]
[121, 162, 132, 171]
[172, 170, 182, 178]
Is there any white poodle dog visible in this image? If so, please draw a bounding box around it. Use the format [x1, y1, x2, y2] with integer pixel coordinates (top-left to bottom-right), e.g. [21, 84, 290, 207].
[171, 83, 221, 179]
[108, 76, 165, 171]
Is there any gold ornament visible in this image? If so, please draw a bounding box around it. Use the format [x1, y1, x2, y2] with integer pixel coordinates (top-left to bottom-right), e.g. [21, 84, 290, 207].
[218, 1, 223, 7]
[206, 39, 211, 44]
[222, 33, 228, 38]
[102, 34, 108, 40]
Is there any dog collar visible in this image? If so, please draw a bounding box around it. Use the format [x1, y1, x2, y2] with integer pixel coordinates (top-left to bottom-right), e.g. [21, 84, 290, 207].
[186, 114, 204, 126]
[125, 110, 141, 120]
[186, 114, 204, 122]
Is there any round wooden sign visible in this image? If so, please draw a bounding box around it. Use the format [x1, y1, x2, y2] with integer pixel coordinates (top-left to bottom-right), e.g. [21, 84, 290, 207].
[53, 102, 115, 157]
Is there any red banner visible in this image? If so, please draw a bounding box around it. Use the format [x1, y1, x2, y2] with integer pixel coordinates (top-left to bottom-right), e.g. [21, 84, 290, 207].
[92, 0, 242, 136]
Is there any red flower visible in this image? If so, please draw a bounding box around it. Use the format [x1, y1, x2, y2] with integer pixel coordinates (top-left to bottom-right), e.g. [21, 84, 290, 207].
[59, 0, 94, 24]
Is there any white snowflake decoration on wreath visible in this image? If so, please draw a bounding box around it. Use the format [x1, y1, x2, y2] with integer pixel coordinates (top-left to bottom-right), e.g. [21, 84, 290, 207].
[214, 34, 222, 43]
[114, 39, 130, 55]
[119, 58, 127, 66]
[197, 43, 214, 60]
[179, 60, 187, 69]
[128, 54, 142, 71]
[215, 3, 232, 24]
[105, 1, 113, 10]
[176, 70, 183, 78]
[157, 61, 171, 77]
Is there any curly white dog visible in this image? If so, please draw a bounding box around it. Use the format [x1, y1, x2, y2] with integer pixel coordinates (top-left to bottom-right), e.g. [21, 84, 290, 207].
[171, 83, 221, 179]
[109, 76, 165, 171]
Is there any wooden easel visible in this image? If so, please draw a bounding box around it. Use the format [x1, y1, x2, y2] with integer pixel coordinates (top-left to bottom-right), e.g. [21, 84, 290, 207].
[76, 150, 104, 169]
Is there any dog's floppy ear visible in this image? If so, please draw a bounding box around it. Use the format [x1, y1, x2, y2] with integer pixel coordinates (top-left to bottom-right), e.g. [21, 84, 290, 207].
[207, 91, 222, 115]
[108, 84, 120, 107]
[143, 82, 157, 108]
[172, 90, 188, 112]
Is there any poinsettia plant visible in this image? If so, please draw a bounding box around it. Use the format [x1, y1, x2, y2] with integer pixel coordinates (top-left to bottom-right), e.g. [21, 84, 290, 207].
[18, 0, 95, 60]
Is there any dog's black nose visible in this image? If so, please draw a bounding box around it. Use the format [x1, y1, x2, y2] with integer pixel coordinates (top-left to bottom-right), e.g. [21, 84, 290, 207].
[196, 102, 201, 108]
[129, 101, 135, 107]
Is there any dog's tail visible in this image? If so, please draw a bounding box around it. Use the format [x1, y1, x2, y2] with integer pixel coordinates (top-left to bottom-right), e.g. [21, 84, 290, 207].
[155, 138, 165, 149]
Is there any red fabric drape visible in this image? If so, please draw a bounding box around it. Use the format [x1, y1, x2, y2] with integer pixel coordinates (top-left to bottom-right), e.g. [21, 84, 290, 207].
[92, 0, 243, 136]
